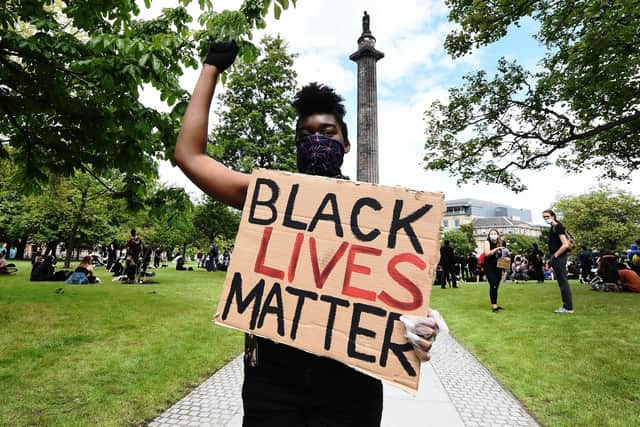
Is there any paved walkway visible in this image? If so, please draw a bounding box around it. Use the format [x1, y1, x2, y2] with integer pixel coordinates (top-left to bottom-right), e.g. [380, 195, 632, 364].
[150, 333, 539, 427]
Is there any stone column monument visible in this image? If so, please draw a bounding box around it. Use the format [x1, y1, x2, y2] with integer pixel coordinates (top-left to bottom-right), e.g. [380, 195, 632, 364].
[349, 11, 384, 183]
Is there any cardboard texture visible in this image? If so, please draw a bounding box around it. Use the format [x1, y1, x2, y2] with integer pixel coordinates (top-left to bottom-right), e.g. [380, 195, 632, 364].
[215, 169, 444, 392]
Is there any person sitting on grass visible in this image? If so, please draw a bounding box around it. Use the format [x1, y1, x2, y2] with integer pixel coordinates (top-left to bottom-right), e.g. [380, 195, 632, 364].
[75, 256, 99, 284]
[173, 253, 193, 271]
[30, 255, 55, 281]
[0, 252, 18, 275]
[617, 267, 640, 293]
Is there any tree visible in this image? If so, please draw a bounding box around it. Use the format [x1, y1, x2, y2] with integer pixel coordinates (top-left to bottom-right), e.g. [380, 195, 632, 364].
[192, 198, 241, 246]
[209, 35, 298, 173]
[442, 229, 475, 256]
[552, 187, 640, 251]
[501, 234, 539, 258]
[0, 0, 296, 202]
[423, 1, 640, 191]
[143, 186, 196, 255]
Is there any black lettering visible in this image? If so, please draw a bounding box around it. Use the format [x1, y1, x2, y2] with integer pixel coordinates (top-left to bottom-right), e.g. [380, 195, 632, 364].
[348, 303, 386, 364]
[283, 184, 308, 230]
[319, 295, 350, 350]
[221, 272, 264, 331]
[285, 286, 319, 340]
[350, 197, 382, 242]
[387, 200, 432, 254]
[308, 193, 343, 237]
[248, 178, 279, 225]
[380, 312, 417, 377]
[257, 282, 285, 336]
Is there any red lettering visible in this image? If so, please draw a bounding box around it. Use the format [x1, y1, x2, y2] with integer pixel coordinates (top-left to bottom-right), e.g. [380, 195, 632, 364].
[379, 253, 425, 310]
[254, 227, 285, 280]
[342, 244, 381, 301]
[287, 232, 305, 283]
[309, 237, 349, 289]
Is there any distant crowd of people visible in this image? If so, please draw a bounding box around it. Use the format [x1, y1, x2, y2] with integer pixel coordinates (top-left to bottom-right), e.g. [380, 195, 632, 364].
[1, 229, 233, 284]
[437, 209, 640, 313]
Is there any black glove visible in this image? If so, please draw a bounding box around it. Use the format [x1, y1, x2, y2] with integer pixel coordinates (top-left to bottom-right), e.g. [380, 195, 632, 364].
[204, 41, 239, 72]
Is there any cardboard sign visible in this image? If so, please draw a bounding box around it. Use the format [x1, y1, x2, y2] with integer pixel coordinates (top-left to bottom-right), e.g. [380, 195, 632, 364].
[215, 169, 444, 392]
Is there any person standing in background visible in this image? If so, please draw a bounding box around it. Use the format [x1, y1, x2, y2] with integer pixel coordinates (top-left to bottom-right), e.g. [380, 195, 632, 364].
[543, 209, 574, 314]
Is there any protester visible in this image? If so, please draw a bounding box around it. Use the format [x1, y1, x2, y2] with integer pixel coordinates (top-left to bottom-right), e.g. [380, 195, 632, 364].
[529, 243, 544, 283]
[66, 255, 99, 284]
[153, 247, 161, 269]
[618, 267, 640, 293]
[0, 252, 18, 275]
[628, 241, 640, 275]
[578, 245, 593, 284]
[196, 248, 204, 268]
[107, 239, 117, 271]
[174, 41, 441, 426]
[439, 240, 458, 288]
[483, 228, 505, 312]
[543, 209, 574, 313]
[125, 229, 144, 262]
[30, 255, 55, 281]
[125, 229, 144, 280]
[499, 241, 511, 284]
[467, 253, 478, 283]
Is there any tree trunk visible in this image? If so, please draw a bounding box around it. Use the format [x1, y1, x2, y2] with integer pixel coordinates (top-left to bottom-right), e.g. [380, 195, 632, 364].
[64, 189, 88, 268]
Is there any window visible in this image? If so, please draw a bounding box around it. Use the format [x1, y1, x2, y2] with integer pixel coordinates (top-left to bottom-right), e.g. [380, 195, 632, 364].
[443, 220, 449, 229]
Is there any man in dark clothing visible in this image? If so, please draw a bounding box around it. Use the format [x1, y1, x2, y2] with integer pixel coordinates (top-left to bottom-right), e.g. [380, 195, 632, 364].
[578, 245, 593, 283]
[440, 240, 458, 288]
[106, 239, 117, 271]
[467, 253, 478, 282]
[530, 243, 544, 283]
[543, 209, 574, 313]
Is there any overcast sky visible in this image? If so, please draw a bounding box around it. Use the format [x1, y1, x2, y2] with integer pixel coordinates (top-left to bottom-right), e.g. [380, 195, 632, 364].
[141, 1, 638, 225]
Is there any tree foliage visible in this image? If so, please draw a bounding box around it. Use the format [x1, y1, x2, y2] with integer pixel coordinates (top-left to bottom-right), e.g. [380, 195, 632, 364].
[502, 234, 539, 258]
[209, 35, 298, 173]
[424, 1, 640, 191]
[0, 0, 296, 201]
[192, 197, 241, 246]
[442, 229, 475, 256]
[552, 187, 640, 251]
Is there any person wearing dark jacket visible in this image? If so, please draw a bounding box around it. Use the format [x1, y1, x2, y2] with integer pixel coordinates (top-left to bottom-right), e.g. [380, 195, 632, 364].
[544, 209, 574, 313]
[30, 255, 55, 281]
[439, 240, 457, 288]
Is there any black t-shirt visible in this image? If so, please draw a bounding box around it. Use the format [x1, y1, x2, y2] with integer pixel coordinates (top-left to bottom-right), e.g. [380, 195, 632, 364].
[548, 222, 566, 255]
[484, 240, 499, 269]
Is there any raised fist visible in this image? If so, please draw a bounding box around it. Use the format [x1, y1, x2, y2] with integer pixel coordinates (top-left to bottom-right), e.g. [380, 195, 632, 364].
[204, 41, 239, 72]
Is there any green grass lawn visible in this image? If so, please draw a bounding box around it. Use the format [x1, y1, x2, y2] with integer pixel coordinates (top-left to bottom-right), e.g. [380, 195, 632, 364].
[2, 262, 639, 426]
[0, 261, 243, 426]
[430, 279, 640, 427]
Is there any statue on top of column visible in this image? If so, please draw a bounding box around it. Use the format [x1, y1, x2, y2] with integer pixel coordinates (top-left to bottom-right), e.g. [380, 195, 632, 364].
[362, 11, 370, 33]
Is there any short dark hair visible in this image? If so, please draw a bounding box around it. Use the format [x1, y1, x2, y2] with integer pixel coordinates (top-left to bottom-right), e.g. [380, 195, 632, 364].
[292, 82, 348, 142]
[444, 240, 450, 246]
[131, 229, 136, 236]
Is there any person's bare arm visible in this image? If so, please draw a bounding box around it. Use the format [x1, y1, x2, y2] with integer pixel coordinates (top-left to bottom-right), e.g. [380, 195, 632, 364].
[174, 43, 250, 210]
[555, 234, 572, 258]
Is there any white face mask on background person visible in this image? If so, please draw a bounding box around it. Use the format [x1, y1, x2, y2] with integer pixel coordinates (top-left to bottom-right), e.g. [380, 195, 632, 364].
[489, 233, 498, 241]
[544, 218, 553, 225]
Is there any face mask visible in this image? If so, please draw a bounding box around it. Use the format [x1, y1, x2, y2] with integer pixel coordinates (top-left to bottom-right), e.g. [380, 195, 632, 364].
[489, 234, 497, 241]
[296, 135, 345, 177]
[544, 218, 553, 225]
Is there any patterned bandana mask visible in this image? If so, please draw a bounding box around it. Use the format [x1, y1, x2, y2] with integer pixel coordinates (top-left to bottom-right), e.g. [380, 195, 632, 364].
[295, 135, 345, 177]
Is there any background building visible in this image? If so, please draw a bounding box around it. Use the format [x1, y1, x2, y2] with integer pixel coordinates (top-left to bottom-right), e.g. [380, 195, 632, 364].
[442, 198, 542, 254]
